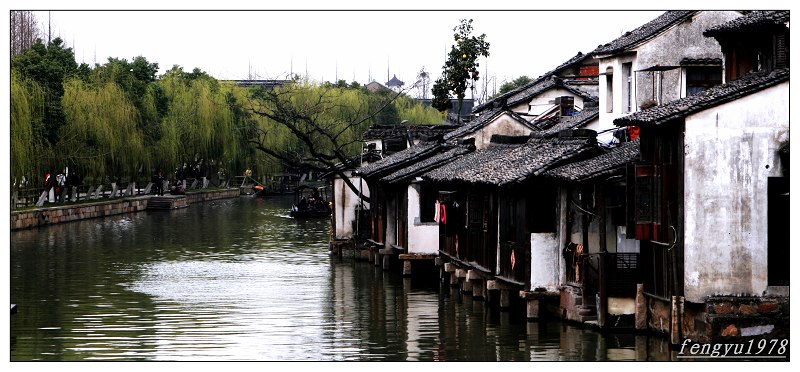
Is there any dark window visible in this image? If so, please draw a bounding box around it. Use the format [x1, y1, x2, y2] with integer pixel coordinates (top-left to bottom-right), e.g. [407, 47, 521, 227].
[502, 196, 517, 240]
[775, 33, 788, 70]
[622, 63, 632, 113]
[527, 184, 557, 233]
[606, 70, 614, 113]
[627, 163, 662, 241]
[419, 184, 438, 223]
[768, 177, 789, 286]
[686, 66, 722, 96]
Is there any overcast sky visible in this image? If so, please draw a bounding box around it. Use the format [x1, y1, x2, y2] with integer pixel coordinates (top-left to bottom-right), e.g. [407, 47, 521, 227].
[19, 6, 669, 99]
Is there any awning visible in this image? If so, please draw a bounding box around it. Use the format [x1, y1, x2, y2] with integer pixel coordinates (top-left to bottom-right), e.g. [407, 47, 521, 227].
[636, 65, 680, 72]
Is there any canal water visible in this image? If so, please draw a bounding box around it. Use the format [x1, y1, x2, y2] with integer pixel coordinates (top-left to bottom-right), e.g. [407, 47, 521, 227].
[10, 196, 675, 361]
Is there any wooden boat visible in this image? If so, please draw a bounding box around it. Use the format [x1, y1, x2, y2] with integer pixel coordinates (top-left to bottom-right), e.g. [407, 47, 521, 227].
[252, 184, 269, 197]
[289, 184, 332, 218]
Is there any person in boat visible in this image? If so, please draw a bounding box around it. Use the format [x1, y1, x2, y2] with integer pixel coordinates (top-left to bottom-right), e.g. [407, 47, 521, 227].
[298, 197, 308, 210]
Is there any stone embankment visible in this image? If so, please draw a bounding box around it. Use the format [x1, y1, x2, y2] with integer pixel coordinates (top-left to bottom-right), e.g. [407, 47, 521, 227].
[10, 188, 240, 230]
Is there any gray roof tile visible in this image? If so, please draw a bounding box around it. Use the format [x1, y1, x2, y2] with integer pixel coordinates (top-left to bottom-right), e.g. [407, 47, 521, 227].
[704, 10, 789, 36]
[591, 11, 696, 56]
[544, 139, 640, 182]
[474, 52, 593, 114]
[381, 145, 474, 185]
[423, 136, 597, 186]
[357, 142, 440, 178]
[539, 105, 600, 134]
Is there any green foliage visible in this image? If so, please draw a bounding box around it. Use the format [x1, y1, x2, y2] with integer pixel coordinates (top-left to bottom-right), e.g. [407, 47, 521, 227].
[394, 95, 446, 124]
[10, 44, 441, 198]
[157, 67, 243, 178]
[431, 19, 490, 116]
[496, 75, 533, 97]
[10, 70, 45, 180]
[61, 78, 146, 178]
[11, 37, 79, 146]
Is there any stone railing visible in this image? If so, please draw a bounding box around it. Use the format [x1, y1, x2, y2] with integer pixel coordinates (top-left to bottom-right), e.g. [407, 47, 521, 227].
[10, 188, 240, 230]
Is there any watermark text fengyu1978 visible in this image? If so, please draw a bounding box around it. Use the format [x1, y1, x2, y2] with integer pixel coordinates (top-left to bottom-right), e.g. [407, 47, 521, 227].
[678, 338, 789, 359]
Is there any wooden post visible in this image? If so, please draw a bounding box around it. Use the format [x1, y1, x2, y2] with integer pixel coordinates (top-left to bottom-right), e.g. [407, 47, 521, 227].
[382, 254, 391, 271]
[670, 296, 684, 345]
[402, 260, 412, 277]
[527, 299, 540, 320]
[500, 289, 511, 309]
[597, 183, 608, 329]
[635, 283, 647, 330]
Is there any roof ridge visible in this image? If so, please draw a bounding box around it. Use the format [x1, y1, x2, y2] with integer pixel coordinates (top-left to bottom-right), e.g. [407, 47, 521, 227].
[591, 11, 696, 56]
[614, 68, 789, 126]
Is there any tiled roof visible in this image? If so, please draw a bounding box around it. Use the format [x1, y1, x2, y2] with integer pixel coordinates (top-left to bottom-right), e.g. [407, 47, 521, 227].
[475, 75, 596, 116]
[387, 75, 404, 87]
[592, 11, 696, 56]
[423, 136, 597, 186]
[505, 76, 596, 110]
[407, 124, 460, 141]
[680, 57, 722, 66]
[539, 105, 600, 134]
[322, 151, 383, 178]
[381, 145, 474, 185]
[357, 141, 441, 178]
[363, 124, 459, 142]
[544, 139, 640, 183]
[614, 68, 789, 127]
[704, 10, 789, 36]
[363, 125, 408, 140]
[443, 106, 542, 142]
[443, 106, 504, 140]
[473, 52, 591, 114]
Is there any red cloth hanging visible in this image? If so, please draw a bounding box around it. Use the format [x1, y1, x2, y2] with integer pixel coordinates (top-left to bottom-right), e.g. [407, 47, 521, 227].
[440, 203, 447, 224]
[629, 126, 640, 140]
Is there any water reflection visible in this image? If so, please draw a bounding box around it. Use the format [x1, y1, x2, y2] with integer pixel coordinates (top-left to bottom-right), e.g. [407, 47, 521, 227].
[10, 196, 674, 361]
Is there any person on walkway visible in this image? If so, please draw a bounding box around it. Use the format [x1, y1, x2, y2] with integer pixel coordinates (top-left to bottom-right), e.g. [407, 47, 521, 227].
[154, 171, 164, 196]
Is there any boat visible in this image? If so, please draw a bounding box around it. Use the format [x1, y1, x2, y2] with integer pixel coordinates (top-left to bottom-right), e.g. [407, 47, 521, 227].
[252, 184, 269, 197]
[290, 184, 332, 218]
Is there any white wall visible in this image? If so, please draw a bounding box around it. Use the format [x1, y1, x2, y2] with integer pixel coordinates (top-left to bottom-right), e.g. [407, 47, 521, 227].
[682, 82, 789, 302]
[462, 112, 534, 150]
[598, 55, 637, 143]
[406, 184, 439, 254]
[525, 88, 586, 118]
[598, 11, 741, 142]
[530, 232, 561, 291]
[333, 172, 370, 240]
[385, 195, 396, 246]
[616, 226, 640, 253]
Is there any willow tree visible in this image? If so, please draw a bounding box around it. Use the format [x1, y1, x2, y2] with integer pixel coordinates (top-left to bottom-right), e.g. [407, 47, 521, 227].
[242, 76, 436, 201]
[157, 67, 243, 181]
[60, 78, 146, 182]
[10, 69, 45, 183]
[393, 95, 447, 124]
[244, 80, 389, 200]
